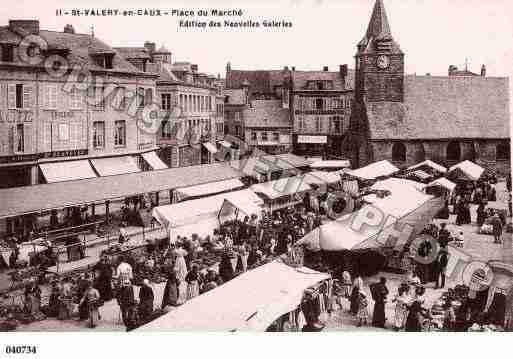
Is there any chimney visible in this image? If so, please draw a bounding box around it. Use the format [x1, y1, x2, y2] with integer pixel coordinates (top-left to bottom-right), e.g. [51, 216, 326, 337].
[144, 41, 156, 54]
[226, 61, 231, 72]
[63, 24, 75, 34]
[9, 20, 39, 35]
[291, 66, 296, 71]
[339, 64, 348, 78]
[481, 64, 486, 77]
[191, 64, 198, 73]
[283, 66, 289, 71]
[426, 73, 431, 76]
[323, 66, 329, 72]
[448, 65, 458, 76]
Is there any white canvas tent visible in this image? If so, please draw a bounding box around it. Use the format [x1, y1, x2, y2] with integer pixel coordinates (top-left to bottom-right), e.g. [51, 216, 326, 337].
[218, 195, 264, 223]
[346, 160, 399, 180]
[408, 160, 447, 174]
[448, 160, 485, 181]
[310, 160, 351, 170]
[137, 261, 330, 331]
[152, 189, 264, 236]
[250, 177, 311, 200]
[173, 178, 245, 202]
[297, 182, 442, 252]
[427, 177, 457, 192]
[302, 171, 342, 186]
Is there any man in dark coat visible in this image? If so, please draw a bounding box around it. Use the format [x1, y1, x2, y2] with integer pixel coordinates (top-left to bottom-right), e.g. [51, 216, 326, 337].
[117, 279, 137, 331]
[138, 279, 154, 323]
[94, 256, 113, 302]
[437, 223, 452, 249]
[435, 250, 449, 289]
[371, 277, 389, 328]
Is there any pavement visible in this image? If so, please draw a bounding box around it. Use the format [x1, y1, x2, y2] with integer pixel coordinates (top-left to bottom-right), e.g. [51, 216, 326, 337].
[5, 180, 512, 332]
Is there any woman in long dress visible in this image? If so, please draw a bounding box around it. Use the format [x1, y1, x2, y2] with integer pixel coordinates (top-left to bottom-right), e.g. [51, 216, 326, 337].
[80, 283, 101, 328]
[174, 249, 188, 305]
[356, 289, 369, 327]
[405, 287, 428, 332]
[350, 276, 363, 315]
[161, 270, 179, 308]
[24, 281, 42, 316]
[186, 265, 201, 300]
[393, 285, 411, 331]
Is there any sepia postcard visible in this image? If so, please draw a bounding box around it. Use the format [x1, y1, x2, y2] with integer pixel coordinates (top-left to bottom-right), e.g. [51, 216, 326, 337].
[0, 1, 512, 353]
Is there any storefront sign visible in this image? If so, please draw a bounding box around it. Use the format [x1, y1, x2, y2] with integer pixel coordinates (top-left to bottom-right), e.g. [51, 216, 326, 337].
[51, 111, 74, 120]
[298, 135, 327, 144]
[0, 149, 88, 164]
[279, 134, 291, 144]
[0, 110, 34, 123]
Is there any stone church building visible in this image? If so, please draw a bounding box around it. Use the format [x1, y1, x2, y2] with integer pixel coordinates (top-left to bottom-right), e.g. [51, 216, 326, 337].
[343, 0, 511, 175]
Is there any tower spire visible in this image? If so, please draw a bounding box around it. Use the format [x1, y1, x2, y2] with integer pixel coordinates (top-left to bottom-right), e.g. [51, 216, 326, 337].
[366, 0, 392, 40]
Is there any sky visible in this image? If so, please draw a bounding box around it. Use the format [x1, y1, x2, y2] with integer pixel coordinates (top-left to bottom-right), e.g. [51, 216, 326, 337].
[2, 0, 512, 118]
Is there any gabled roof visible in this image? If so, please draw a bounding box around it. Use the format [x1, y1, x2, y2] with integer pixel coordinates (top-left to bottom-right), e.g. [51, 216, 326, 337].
[226, 69, 288, 97]
[112, 46, 151, 60]
[291, 70, 354, 91]
[224, 89, 246, 105]
[365, 75, 510, 140]
[0, 26, 147, 75]
[243, 100, 290, 128]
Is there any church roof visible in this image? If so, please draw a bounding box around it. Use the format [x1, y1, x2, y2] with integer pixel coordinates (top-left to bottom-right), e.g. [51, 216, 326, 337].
[366, 0, 391, 40]
[358, 0, 402, 54]
[365, 75, 510, 140]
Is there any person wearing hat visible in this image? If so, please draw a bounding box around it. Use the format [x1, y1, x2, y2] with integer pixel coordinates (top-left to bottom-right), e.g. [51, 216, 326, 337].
[437, 223, 452, 249]
[79, 281, 101, 328]
[94, 255, 114, 302]
[371, 277, 389, 328]
[173, 248, 188, 305]
[138, 279, 154, 323]
[116, 278, 137, 331]
[491, 213, 503, 244]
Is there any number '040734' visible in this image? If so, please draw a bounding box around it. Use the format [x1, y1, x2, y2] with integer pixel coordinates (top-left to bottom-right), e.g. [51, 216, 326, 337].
[5, 345, 37, 354]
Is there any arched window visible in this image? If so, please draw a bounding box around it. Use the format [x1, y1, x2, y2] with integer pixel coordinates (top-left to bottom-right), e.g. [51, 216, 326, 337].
[446, 141, 461, 161]
[392, 142, 406, 162]
[497, 141, 510, 160]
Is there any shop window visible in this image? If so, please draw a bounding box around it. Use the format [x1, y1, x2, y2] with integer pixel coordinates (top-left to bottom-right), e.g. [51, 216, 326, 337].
[392, 142, 406, 162]
[496, 141, 510, 160]
[446, 141, 461, 161]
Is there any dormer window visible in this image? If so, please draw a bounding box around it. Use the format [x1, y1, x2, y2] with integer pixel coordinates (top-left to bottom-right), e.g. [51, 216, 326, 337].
[105, 54, 113, 69]
[1, 44, 14, 62]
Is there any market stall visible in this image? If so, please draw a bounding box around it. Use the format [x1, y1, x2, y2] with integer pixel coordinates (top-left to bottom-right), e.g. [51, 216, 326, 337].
[137, 260, 330, 331]
[153, 189, 264, 241]
[407, 159, 447, 175]
[172, 178, 246, 203]
[302, 171, 343, 192]
[447, 160, 484, 182]
[345, 160, 400, 181]
[309, 160, 351, 172]
[250, 177, 312, 212]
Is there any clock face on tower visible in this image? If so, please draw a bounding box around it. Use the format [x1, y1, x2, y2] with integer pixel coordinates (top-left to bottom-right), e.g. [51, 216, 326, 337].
[377, 55, 390, 69]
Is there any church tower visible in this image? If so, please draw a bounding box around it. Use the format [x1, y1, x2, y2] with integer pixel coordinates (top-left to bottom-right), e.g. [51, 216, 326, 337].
[355, 0, 404, 102]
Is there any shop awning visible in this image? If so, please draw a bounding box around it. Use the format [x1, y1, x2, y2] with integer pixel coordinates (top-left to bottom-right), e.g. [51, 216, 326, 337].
[0, 162, 244, 219]
[152, 189, 262, 228]
[137, 261, 330, 332]
[310, 160, 351, 169]
[90, 156, 141, 176]
[141, 151, 168, 170]
[174, 178, 245, 202]
[250, 177, 311, 200]
[39, 160, 97, 183]
[203, 142, 218, 154]
[219, 140, 232, 148]
[346, 160, 399, 180]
